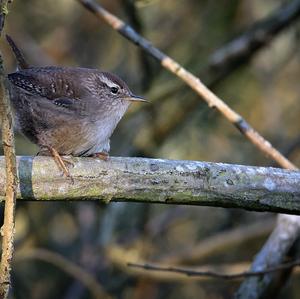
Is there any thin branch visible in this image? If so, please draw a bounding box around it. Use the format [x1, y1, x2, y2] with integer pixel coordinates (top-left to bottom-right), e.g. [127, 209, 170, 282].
[0, 1, 18, 298]
[76, 0, 297, 170]
[0, 156, 299, 214]
[127, 259, 300, 280]
[14, 249, 113, 299]
[106, 245, 300, 282]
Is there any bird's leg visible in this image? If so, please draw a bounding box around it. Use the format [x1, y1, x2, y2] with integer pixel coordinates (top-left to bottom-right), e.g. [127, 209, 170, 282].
[91, 151, 109, 161]
[37, 148, 75, 167]
[46, 146, 74, 183]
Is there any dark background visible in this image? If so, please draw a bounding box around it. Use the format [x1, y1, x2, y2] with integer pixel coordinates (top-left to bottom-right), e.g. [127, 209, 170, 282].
[1, 0, 300, 298]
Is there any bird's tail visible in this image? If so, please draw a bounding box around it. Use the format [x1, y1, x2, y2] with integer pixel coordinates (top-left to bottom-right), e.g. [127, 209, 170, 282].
[6, 35, 29, 69]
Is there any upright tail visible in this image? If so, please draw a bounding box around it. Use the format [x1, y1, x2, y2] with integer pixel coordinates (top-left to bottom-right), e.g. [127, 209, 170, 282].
[6, 35, 29, 69]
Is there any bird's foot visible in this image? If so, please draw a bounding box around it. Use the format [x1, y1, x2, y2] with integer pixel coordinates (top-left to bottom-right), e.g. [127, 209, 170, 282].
[61, 157, 75, 168]
[37, 149, 75, 168]
[46, 146, 74, 183]
[92, 152, 109, 161]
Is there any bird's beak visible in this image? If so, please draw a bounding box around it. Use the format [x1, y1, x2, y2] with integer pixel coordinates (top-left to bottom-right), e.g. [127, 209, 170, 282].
[125, 94, 149, 103]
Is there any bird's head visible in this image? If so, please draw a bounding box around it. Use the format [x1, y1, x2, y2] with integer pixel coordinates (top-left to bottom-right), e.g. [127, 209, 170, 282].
[91, 71, 147, 107]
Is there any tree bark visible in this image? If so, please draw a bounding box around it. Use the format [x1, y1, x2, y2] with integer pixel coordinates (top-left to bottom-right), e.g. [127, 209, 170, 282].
[0, 156, 299, 214]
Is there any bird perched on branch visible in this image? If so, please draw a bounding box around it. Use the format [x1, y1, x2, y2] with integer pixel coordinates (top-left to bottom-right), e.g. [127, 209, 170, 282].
[6, 35, 146, 180]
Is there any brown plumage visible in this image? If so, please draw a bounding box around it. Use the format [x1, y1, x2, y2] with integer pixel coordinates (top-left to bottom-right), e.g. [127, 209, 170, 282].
[7, 35, 146, 178]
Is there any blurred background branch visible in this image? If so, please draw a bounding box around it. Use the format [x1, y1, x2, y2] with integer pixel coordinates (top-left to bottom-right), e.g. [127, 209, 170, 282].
[14, 248, 112, 299]
[127, 258, 300, 280]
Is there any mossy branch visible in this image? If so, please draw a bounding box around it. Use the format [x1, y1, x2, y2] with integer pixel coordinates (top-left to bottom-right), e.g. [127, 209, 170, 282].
[0, 156, 299, 215]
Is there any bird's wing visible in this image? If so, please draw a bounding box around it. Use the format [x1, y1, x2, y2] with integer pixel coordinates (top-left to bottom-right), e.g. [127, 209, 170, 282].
[8, 67, 88, 111]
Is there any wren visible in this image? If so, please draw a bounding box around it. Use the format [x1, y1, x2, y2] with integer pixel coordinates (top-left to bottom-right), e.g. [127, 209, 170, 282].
[6, 35, 146, 179]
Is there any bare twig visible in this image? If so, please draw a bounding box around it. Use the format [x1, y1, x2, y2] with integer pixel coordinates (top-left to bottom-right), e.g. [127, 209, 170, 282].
[106, 246, 300, 282]
[0, 157, 299, 214]
[14, 249, 112, 299]
[127, 259, 300, 280]
[0, 1, 18, 298]
[76, 0, 297, 170]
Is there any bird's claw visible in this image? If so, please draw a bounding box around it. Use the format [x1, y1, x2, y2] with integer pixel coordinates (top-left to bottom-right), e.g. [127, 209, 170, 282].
[92, 152, 109, 161]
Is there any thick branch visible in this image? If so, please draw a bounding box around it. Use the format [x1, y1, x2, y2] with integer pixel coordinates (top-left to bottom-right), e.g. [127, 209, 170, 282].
[0, 156, 299, 214]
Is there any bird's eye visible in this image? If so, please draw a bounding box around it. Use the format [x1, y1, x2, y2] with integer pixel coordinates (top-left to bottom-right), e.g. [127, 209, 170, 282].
[110, 87, 119, 94]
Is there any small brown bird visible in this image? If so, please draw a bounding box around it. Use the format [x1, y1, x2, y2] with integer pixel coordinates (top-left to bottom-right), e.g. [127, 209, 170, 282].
[6, 35, 146, 179]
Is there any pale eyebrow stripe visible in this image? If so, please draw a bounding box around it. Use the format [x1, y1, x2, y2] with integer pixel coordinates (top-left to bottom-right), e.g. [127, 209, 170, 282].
[99, 76, 120, 89]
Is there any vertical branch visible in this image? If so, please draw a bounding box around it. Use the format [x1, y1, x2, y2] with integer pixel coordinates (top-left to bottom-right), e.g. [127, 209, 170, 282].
[0, 1, 18, 298]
